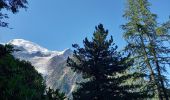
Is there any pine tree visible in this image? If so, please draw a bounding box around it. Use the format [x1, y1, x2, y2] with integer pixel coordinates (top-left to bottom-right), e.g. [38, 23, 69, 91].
[67, 24, 148, 100]
[122, 0, 170, 99]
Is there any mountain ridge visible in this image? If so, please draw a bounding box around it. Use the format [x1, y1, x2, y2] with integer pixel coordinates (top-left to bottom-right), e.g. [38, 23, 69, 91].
[7, 39, 79, 98]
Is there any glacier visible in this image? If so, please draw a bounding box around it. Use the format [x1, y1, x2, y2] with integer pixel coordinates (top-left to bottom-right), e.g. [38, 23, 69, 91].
[7, 39, 80, 98]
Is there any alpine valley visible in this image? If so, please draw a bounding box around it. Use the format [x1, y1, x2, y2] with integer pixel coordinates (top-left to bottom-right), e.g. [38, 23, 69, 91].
[7, 39, 80, 98]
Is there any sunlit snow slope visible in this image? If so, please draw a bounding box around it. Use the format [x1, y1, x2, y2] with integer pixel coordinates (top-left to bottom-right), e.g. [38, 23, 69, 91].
[8, 39, 80, 98]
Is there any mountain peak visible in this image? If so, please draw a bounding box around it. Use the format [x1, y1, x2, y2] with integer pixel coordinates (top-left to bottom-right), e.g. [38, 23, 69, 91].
[61, 48, 72, 58]
[6, 39, 77, 98]
[8, 39, 49, 53]
[7, 39, 72, 56]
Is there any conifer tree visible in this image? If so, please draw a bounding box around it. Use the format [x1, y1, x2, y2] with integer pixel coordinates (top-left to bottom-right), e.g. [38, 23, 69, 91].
[67, 24, 148, 100]
[122, 0, 170, 99]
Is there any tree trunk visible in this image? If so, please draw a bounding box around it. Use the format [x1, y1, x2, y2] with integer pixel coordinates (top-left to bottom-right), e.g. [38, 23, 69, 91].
[139, 35, 163, 100]
[148, 37, 169, 100]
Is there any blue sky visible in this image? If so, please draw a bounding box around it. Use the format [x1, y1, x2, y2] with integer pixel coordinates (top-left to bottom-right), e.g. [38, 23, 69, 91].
[0, 0, 170, 51]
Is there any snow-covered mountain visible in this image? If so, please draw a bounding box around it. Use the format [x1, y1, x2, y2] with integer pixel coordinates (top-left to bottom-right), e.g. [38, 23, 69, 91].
[7, 39, 80, 98]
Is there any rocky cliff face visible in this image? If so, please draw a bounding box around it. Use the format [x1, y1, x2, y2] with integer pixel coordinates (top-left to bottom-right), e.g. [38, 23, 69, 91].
[8, 39, 80, 98]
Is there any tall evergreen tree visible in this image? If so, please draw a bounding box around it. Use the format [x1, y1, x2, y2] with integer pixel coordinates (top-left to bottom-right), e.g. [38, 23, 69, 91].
[122, 0, 170, 99]
[67, 24, 148, 100]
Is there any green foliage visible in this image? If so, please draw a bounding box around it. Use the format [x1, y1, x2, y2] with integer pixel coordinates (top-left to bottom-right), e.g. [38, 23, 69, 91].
[0, 44, 67, 100]
[0, 44, 45, 100]
[0, 44, 14, 57]
[122, 0, 170, 99]
[67, 24, 148, 100]
[45, 88, 67, 100]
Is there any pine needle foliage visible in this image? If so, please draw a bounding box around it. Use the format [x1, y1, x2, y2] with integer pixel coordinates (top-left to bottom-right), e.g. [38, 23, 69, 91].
[67, 24, 149, 100]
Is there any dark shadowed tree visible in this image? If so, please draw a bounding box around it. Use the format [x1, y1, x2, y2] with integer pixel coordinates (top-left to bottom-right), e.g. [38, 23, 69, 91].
[0, 0, 27, 27]
[67, 24, 149, 100]
[0, 44, 46, 100]
[0, 44, 67, 100]
[45, 88, 66, 100]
